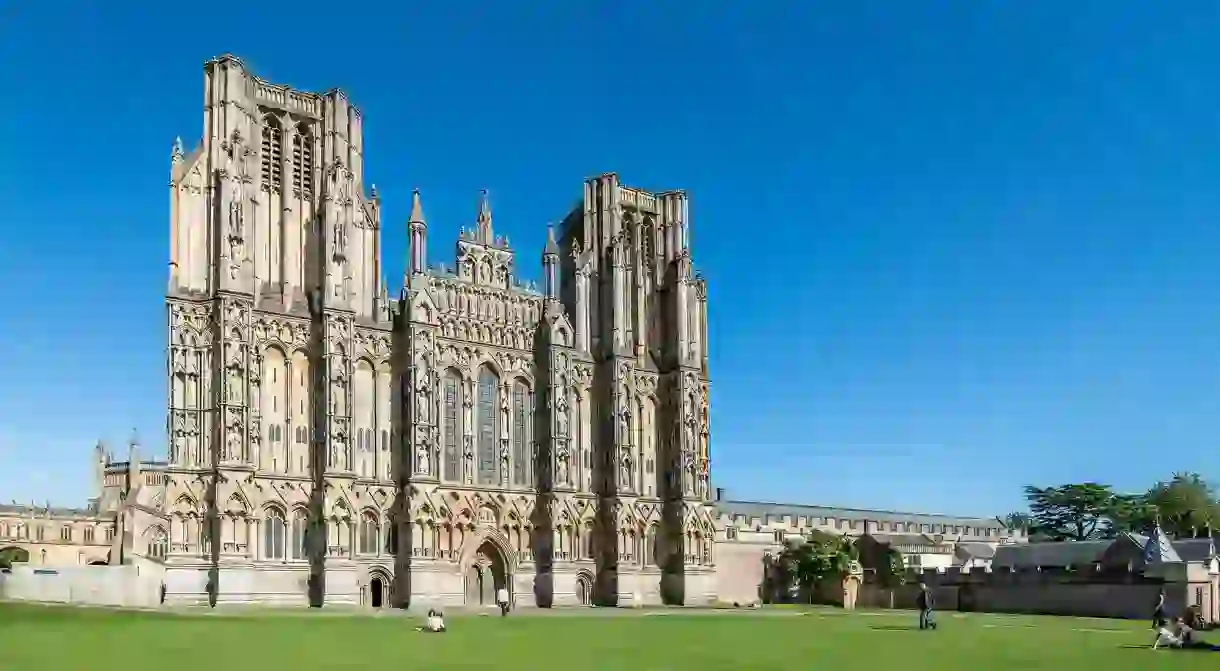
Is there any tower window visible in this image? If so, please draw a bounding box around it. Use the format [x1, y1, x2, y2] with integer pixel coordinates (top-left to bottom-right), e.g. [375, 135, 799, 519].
[293, 124, 314, 194]
[261, 117, 282, 188]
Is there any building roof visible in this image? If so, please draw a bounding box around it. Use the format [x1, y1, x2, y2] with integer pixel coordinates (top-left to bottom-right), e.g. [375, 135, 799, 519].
[992, 539, 1115, 568]
[867, 533, 946, 547]
[713, 499, 1006, 530]
[955, 542, 998, 561]
[1141, 523, 1183, 565]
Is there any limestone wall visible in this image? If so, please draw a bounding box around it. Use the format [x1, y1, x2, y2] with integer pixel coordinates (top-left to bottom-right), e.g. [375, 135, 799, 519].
[713, 539, 773, 605]
[0, 563, 163, 608]
[858, 566, 1216, 622]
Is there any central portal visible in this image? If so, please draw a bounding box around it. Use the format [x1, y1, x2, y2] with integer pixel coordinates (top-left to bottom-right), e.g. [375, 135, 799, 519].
[465, 540, 508, 606]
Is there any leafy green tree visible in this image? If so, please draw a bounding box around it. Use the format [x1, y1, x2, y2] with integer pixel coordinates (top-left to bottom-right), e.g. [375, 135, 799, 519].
[1144, 473, 1220, 538]
[1023, 483, 1119, 541]
[775, 531, 857, 603]
[0, 546, 30, 569]
[1103, 493, 1156, 536]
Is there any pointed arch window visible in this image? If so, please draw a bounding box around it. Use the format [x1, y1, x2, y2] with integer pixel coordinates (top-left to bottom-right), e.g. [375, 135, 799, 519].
[511, 380, 531, 486]
[291, 510, 307, 560]
[442, 370, 462, 482]
[148, 527, 168, 559]
[260, 116, 282, 188]
[476, 367, 500, 485]
[292, 123, 314, 193]
[264, 508, 287, 560]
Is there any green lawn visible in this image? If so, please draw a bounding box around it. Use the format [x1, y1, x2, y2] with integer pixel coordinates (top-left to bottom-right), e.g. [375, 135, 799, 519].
[0, 604, 1214, 670]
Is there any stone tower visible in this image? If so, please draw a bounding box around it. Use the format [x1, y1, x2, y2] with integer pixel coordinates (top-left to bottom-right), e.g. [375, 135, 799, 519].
[164, 54, 391, 606]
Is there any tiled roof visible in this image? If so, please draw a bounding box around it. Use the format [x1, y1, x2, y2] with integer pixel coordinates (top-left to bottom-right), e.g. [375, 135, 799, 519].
[992, 540, 1114, 568]
[713, 499, 1006, 530]
[955, 542, 998, 560]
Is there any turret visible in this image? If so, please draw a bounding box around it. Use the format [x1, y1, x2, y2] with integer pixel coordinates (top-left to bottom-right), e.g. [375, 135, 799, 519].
[407, 189, 427, 279]
[475, 189, 493, 245]
[542, 224, 559, 300]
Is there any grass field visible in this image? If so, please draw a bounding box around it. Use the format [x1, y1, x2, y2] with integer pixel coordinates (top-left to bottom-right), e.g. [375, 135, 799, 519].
[0, 604, 1215, 670]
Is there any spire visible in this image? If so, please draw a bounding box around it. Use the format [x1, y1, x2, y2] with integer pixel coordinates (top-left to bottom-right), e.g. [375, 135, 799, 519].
[409, 188, 426, 227]
[407, 189, 427, 278]
[171, 137, 184, 163]
[542, 223, 559, 300]
[543, 223, 559, 259]
[1141, 516, 1182, 566]
[476, 189, 493, 244]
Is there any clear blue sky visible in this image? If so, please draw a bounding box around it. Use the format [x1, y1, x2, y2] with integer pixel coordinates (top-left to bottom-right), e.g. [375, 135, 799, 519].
[2, 2, 1219, 517]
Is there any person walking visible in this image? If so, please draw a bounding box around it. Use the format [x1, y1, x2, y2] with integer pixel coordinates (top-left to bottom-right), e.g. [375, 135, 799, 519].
[1152, 589, 1166, 630]
[496, 586, 510, 617]
[916, 582, 936, 630]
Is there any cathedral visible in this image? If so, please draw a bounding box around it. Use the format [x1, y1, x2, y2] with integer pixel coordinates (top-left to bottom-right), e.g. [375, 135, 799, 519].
[161, 54, 715, 608]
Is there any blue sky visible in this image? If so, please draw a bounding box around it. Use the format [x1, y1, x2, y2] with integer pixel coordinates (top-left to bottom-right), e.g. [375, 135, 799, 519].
[2, 2, 1219, 516]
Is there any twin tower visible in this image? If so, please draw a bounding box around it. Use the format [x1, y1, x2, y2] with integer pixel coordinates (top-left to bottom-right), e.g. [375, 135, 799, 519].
[164, 54, 715, 608]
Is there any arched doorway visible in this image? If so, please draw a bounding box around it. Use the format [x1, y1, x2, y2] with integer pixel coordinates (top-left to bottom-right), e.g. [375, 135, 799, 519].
[465, 540, 508, 606]
[370, 577, 384, 608]
[575, 573, 593, 606]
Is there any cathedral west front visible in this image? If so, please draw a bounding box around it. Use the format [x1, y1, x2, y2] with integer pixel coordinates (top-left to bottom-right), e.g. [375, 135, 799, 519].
[161, 54, 715, 608]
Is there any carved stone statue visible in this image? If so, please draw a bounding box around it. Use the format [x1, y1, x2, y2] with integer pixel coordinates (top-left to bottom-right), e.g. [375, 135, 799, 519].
[415, 376, 431, 423]
[228, 185, 244, 243]
[556, 393, 569, 437]
[556, 451, 569, 486]
[332, 219, 347, 257]
[416, 442, 430, 475]
[620, 455, 631, 490]
[463, 436, 474, 482]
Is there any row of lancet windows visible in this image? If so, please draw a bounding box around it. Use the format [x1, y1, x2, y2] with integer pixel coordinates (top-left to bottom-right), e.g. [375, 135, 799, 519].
[0, 522, 112, 543]
[260, 117, 314, 193]
[442, 367, 534, 486]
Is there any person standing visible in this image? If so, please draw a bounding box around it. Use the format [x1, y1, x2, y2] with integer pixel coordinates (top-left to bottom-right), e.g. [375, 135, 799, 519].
[917, 582, 936, 630]
[496, 585, 510, 617]
[1152, 589, 1166, 629]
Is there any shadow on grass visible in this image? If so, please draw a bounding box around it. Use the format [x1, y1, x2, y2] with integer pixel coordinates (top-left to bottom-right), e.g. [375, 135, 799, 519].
[869, 625, 920, 631]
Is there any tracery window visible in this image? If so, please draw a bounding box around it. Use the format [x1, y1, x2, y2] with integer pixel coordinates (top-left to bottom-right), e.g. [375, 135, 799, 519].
[292, 123, 314, 193]
[148, 527, 168, 559]
[511, 381, 531, 486]
[264, 508, 287, 560]
[359, 513, 379, 555]
[443, 371, 462, 482]
[291, 510, 307, 560]
[261, 116, 282, 189]
[476, 367, 499, 485]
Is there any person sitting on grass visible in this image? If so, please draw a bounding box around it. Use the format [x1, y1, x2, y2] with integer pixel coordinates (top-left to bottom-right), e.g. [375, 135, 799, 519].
[418, 609, 446, 633]
[1154, 620, 1182, 650]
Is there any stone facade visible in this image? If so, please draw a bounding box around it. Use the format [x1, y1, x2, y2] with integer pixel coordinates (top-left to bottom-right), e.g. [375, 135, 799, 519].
[1, 55, 1021, 612]
[157, 54, 714, 609]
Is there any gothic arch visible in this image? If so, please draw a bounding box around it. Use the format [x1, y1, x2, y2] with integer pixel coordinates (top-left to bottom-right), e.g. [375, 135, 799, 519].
[472, 357, 504, 380]
[459, 526, 515, 573]
[225, 493, 250, 515]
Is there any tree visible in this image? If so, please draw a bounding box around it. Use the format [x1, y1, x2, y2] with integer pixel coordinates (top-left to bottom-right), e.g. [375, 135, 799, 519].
[1144, 473, 1220, 538]
[1103, 493, 1156, 536]
[775, 531, 857, 603]
[1023, 483, 1119, 541]
[0, 546, 30, 569]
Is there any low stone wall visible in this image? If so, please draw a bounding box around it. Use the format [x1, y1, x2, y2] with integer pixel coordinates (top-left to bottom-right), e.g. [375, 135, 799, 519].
[857, 566, 1211, 621]
[0, 563, 164, 608]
